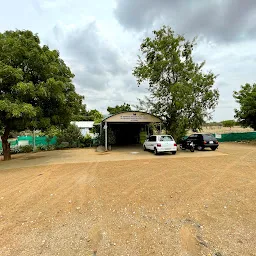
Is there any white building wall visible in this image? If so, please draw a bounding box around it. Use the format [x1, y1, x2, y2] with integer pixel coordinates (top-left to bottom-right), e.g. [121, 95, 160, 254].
[70, 121, 95, 137]
[80, 128, 90, 136]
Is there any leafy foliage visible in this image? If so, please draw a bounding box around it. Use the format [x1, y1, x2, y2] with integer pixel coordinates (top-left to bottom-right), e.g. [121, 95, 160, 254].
[37, 144, 56, 151]
[234, 83, 256, 130]
[44, 126, 60, 146]
[57, 124, 82, 148]
[221, 120, 236, 128]
[98, 128, 116, 146]
[71, 104, 88, 121]
[133, 26, 219, 140]
[107, 103, 132, 115]
[80, 134, 93, 147]
[72, 106, 103, 123]
[20, 145, 33, 153]
[87, 109, 103, 123]
[0, 30, 84, 160]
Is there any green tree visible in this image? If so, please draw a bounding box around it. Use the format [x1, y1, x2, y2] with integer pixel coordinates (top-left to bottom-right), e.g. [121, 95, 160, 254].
[0, 30, 83, 160]
[234, 83, 256, 130]
[71, 105, 104, 123]
[71, 104, 88, 121]
[133, 26, 219, 140]
[221, 120, 236, 129]
[107, 103, 132, 115]
[87, 109, 103, 123]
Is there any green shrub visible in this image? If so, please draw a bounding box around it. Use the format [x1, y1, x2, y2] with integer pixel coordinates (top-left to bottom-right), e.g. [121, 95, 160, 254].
[56, 142, 69, 150]
[57, 124, 82, 148]
[98, 128, 116, 146]
[47, 145, 56, 151]
[20, 145, 33, 153]
[80, 134, 93, 147]
[37, 144, 56, 151]
[37, 145, 47, 151]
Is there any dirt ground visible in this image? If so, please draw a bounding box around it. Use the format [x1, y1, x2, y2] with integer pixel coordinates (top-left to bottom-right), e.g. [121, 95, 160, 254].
[0, 143, 256, 256]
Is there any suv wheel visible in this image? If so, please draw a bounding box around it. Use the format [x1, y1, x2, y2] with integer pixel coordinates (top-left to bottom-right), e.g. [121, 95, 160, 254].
[154, 148, 158, 155]
[197, 145, 204, 151]
[171, 151, 176, 155]
[211, 147, 217, 151]
[143, 145, 147, 151]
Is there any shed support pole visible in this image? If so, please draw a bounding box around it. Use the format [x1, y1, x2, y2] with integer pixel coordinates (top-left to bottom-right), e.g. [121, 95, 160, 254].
[160, 123, 162, 135]
[105, 122, 108, 151]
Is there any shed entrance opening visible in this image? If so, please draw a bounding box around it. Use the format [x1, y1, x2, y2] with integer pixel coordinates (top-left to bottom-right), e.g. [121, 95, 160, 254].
[101, 111, 161, 151]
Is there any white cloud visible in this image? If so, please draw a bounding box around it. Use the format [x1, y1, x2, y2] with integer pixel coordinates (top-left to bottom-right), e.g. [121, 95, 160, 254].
[0, 0, 255, 120]
[38, 0, 72, 9]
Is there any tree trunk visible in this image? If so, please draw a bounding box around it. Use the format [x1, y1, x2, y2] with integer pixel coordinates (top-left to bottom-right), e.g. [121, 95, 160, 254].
[1, 127, 11, 161]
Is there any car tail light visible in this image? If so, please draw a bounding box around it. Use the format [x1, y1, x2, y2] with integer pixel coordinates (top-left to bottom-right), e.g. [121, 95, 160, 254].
[174, 143, 177, 147]
[216, 141, 219, 144]
[157, 143, 161, 147]
[204, 141, 207, 144]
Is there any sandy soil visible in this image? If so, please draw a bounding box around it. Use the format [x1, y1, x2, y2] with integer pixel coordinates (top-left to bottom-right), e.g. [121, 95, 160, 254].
[0, 143, 256, 256]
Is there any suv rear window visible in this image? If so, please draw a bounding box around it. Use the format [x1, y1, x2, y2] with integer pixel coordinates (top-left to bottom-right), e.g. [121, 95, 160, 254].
[159, 136, 173, 141]
[203, 134, 215, 141]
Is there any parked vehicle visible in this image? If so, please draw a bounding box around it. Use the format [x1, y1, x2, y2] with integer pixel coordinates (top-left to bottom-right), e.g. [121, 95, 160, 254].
[180, 139, 195, 152]
[181, 134, 219, 151]
[143, 135, 177, 155]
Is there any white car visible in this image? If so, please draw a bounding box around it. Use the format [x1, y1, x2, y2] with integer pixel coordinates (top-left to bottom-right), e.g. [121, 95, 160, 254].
[143, 135, 177, 155]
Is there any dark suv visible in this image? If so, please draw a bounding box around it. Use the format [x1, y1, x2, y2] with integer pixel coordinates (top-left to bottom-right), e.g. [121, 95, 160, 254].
[181, 134, 219, 151]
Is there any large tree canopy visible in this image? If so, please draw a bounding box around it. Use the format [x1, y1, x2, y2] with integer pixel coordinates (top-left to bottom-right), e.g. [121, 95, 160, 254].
[107, 103, 132, 115]
[133, 26, 219, 140]
[0, 30, 83, 160]
[234, 83, 256, 130]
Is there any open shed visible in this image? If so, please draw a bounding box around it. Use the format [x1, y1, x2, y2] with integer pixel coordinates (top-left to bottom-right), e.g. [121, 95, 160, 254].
[101, 111, 161, 151]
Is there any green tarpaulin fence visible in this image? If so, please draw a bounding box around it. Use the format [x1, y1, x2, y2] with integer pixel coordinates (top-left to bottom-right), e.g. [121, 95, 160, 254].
[182, 132, 256, 143]
[213, 132, 256, 142]
[0, 136, 57, 150]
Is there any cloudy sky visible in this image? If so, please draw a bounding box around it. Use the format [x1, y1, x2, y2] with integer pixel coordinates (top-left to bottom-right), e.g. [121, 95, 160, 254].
[1, 0, 256, 121]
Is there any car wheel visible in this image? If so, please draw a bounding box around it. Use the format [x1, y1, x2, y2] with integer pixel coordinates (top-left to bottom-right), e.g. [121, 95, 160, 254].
[171, 151, 177, 155]
[190, 147, 195, 152]
[154, 148, 158, 155]
[197, 145, 204, 151]
[143, 145, 147, 151]
[211, 147, 217, 151]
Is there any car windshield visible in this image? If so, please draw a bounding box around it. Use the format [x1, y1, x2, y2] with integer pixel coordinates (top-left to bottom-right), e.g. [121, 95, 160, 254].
[203, 134, 215, 140]
[159, 136, 173, 141]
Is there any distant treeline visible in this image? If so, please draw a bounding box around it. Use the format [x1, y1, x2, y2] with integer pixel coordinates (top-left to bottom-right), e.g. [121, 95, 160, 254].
[203, 120, 239, 127]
